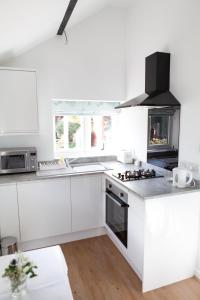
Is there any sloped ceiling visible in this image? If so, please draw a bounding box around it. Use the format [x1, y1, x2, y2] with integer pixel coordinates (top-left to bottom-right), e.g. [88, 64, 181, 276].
[0, 0, 132, 62]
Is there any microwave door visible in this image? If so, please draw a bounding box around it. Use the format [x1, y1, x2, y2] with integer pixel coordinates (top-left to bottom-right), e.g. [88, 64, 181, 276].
[0, 152, 28, 174]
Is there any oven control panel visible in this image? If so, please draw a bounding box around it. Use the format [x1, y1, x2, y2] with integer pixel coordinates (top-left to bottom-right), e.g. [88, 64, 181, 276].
[106, 179, 128, 203]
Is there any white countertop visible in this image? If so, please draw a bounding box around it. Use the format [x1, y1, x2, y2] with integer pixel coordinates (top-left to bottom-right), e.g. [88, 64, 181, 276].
[0, 163, 110, 185]
[105, 170, 200, 199]
[0, 160, 199, 199]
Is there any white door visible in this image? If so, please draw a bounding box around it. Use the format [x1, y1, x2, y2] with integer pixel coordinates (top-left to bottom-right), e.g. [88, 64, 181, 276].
[71, 174, 103, 232]
[0, 184, 20, 240]
[17, 178, 71, 242]
[0, 68, 39, 134]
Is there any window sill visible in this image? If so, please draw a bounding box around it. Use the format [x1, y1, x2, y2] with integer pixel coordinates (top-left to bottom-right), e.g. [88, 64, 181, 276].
[54, 151, 117, 162]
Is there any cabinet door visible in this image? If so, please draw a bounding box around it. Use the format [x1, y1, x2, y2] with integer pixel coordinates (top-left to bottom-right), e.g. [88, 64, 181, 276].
[17, 178, 71, 242]
[0, 69, 39, 134]
[71, 174, 103, 232]
[0, 184, 20, 240]
[127, 192, 145, 279]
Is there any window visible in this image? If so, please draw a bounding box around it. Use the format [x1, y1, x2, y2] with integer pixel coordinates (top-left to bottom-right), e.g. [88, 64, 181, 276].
[53, 100, 119, 157]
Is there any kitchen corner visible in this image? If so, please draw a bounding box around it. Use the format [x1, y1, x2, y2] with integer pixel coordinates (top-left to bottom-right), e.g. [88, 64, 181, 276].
[102, 160, 200, 292]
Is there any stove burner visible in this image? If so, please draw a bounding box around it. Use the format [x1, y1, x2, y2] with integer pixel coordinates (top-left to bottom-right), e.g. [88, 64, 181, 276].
[114, 169, 162, 182]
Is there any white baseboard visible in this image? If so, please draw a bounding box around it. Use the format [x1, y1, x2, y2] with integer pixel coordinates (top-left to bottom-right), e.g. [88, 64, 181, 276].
[19, 227, 106, 251]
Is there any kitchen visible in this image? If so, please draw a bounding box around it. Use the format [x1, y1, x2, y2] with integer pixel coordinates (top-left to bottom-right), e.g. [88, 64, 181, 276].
[0, 0, 200, 300]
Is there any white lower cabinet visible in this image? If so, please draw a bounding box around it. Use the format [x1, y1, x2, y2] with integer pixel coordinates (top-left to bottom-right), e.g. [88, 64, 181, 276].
[17, 178, 71, 242]
[71, 174, 103, 232]
[127, 192, 144, 279]
[0, 184, 20, 240]
[142, 193, 200, 292]
[1, 174, 103, 245]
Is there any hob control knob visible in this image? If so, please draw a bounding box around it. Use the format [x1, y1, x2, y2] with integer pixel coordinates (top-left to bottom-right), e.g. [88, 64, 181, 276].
[119, 192, 124, 197]
[108, 184, 112, 189]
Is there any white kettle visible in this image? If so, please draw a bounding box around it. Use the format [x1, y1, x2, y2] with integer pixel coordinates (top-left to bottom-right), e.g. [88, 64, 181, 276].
[173, 167, 194, 188]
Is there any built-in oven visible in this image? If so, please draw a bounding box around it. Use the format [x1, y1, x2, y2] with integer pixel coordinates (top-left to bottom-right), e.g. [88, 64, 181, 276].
[106, 179, 129, 248]
[0, 147, 37, 175]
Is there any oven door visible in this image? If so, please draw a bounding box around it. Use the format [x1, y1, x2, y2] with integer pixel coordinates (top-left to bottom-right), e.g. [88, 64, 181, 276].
[0, 152, 28, 174]
[106, 190, 129, 248]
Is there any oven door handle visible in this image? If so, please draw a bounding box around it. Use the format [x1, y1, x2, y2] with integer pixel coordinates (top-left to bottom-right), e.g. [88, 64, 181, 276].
[106, 191, 129, 208]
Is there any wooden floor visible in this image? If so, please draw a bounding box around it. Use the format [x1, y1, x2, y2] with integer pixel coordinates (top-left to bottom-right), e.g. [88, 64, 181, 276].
[61, 235, 200, 300]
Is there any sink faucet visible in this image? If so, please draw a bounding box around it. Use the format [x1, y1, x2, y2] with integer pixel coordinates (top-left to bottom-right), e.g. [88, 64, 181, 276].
[65, 157, 79, 168]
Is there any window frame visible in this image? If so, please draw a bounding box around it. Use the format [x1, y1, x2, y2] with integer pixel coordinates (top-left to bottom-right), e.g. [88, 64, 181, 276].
[53, 113, 118, 158]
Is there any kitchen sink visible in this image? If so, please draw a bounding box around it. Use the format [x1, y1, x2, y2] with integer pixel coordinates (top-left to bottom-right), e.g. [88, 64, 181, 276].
[72, 164, 107, 173]
[36, 163, 107, 177]
[36, 168, 74, 177]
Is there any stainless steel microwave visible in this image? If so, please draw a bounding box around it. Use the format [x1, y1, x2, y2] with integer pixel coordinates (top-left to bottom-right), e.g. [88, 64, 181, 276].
[0, 147, 37, 175]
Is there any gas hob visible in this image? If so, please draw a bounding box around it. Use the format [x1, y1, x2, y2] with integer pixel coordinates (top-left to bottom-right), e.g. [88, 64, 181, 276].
[113, 169, 164, 182]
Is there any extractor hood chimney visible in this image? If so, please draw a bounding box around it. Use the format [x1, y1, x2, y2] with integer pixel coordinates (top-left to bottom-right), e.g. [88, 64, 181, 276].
[116, 52, 180, 109]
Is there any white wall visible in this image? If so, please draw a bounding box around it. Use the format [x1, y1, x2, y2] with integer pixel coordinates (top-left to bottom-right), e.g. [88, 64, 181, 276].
[125, 0, 200, 274]
[118, 107, 148, 162]
[0, 7, 126, 160]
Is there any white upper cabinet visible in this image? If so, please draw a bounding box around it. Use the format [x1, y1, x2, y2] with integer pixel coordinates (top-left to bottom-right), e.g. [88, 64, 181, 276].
[0, 68, 39, 134]
[71, 174, 103, 232]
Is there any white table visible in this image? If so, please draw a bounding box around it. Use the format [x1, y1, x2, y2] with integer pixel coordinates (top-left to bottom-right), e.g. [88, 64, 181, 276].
[0, 246, 74, 299]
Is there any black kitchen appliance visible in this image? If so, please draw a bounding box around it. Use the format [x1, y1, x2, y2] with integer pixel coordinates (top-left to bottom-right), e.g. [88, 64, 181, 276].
[113, 168, 163, 182]
[147, 149, 179, 171]
[106, 179, 129, 247]
[0, 147, 37, 175]
[115, 52, 181, 108]
[147, 107, 180, 170]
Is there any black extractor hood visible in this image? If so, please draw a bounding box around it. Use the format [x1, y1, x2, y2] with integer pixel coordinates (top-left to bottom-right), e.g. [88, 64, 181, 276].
[116, 52, 181, 109]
